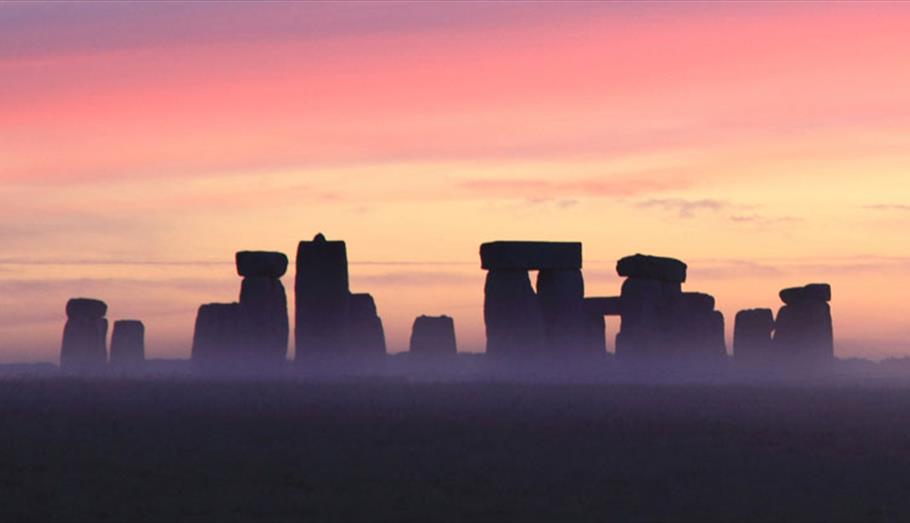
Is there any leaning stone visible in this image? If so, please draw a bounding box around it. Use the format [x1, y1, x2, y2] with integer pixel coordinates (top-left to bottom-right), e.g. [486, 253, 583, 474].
[779, 283, 831, 305]
[410, 315, 457, 356]
[480, 241, 582, 270]
[616, 254, 687, 283]
[484, 270, 545, 355]
[66, 298, 107, 320]
[348, 293, 386, 355]
[295, 233, 351, 358]
[110, 320, 145, 366]
[235, 251, 289, 278]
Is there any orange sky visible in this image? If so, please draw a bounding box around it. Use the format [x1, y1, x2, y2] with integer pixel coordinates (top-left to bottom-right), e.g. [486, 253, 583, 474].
[1, 1, 909, 362]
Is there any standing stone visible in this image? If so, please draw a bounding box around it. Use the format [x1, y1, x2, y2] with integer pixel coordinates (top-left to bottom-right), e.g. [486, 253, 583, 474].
[773, 284, 834, 362]
[616, 277, 682, 358]
[110, 320, 145, 367]
[733, 309, 774, 364]
[238, 275, 289, 363]
[409, 315, 457, 356]
[537, 268, 589, 354]
[667, 292, 726, 360]
[60, 298, 108, 370]
[484, 270, 544, 356]
[348, 293, 386, 356]
[192, 303, 242, 365]
[296, 234, 351, 359]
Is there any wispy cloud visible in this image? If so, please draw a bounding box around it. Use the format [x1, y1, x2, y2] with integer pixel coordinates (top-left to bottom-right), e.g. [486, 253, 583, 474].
[636, 198, 727, 218]
[864, 204, 910, 212]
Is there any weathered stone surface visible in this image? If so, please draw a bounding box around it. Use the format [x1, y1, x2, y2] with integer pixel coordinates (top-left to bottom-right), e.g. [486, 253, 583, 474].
[348, 293, 386, 355]
[295, 233, 350, 358]
[66, 298, 107, 320]
[239, 276, 289, 362]
[733, 308, 774, 364]
[409, 315, 457, 356]
[484, 270, 544, 355]
[537, 269, 590, 353]
[779, 283, 831, 305]
[235, 251, 289, 278]
[192, 303, 242, 363]
[585, 296, 621, 317]
[774, 302, 834, 361]
[616, 254, 687, 283]
[480, 241, 582, 270]
[110, 320, 145, 366]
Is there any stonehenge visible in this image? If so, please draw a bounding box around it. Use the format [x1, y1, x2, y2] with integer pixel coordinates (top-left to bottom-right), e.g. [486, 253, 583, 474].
[295, 233, 386, 360]
[733, 308, 775, 364]
[773, 283, 833, 362]
[60, 298, 109, 370]
[613, 254, 726, 361]
[409, 315, 457, 356]
[110, 320, 145, 367]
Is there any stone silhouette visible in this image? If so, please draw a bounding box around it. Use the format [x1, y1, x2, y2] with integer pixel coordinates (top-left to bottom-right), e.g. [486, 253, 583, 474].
[60, 298, 108, 370]
[295, 233, 387, 361]
[191, 302, 242, 365]
[614, 254, 726, 361]
[296, 234, 351, 359]
[348, 293, 386, 355]
[236, 251, 289, 364]
[733, 309, 775, 365]
[110, 320, 145, 367]
[773, 283, 834, 362]
[409, 315, 457, 356]
[481, 242, 583, 356]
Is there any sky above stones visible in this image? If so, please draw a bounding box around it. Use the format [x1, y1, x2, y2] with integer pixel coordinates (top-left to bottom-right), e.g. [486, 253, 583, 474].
[1, 1, 909, 362]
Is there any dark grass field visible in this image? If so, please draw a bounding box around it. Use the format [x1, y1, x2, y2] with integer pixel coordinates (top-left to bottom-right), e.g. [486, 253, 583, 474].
[1, 378, 910, 522]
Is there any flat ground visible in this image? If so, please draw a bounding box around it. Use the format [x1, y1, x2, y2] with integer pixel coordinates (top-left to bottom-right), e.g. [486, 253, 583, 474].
[0, 378, 908, 522]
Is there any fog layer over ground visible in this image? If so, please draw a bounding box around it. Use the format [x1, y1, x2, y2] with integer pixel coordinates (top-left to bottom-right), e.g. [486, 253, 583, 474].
[1, 371, 909, 522]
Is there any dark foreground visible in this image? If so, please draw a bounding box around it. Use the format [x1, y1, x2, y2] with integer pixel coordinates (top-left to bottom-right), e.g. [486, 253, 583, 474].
[1, 378, 909, 522]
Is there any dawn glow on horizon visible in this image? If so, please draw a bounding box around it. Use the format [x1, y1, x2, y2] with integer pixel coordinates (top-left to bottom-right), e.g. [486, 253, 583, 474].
[2, 1, 909, 362]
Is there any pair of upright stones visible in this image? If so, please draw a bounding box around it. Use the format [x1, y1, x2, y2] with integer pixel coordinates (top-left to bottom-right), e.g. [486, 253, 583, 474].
[734, 283, 833, 364]
[614, 254, 726, 360]
[481, 242, 597, 356]
[192, 251, 289, 366]
[60, 298, 144, 370]
[295, 234, 385, 360]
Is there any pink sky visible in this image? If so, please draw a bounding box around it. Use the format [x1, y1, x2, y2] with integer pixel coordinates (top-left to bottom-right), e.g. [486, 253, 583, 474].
[2, 1, 909, 362]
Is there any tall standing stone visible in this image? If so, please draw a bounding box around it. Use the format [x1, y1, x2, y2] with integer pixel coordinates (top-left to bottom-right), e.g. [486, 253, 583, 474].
[60, 298, 108, 371]
[484, 270, 545, 356]
[236, 251, 289, 364]
[110, 320, 145, 367]
[409, 315, 457, 356]
[296, 233, 351, 359]
[537, 269, 588, 354]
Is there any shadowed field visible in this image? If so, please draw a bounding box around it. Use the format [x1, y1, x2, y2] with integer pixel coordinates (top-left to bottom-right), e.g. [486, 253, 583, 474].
[0, 378, 908, 522]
